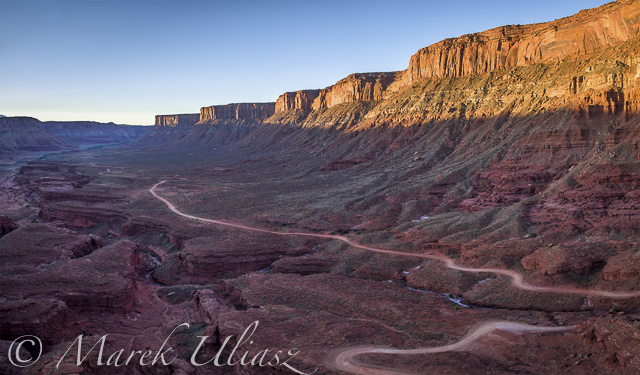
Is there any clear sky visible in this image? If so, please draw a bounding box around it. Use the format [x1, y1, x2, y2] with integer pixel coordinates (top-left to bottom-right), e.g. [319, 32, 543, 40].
[0, 0, 609, 125]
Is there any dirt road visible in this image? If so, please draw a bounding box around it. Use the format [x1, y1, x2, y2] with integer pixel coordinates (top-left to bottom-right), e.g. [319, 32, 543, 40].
[150, 180, 605, 374]
[150, 180, 640, 299]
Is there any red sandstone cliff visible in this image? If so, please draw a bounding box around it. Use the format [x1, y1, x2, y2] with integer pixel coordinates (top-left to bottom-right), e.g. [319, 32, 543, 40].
[273, 73, 400, 115]
[275, 90, 321, 112]
[311, 72, 400, 110]
[199, 102, 275, 124]
[262, 0, 640, 130]
[404, 0, 640, 84]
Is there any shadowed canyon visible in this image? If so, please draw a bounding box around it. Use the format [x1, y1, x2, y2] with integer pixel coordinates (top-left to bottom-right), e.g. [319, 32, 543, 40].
[4, 1, 640, 374]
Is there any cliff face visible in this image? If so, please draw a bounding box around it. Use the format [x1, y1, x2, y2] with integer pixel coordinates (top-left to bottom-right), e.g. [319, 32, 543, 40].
[404, 0, 640, 84]
[199, 103, 275, 124]
[154, 114, 200, 126]
[275, 90, 321, 112]
[311, 72, 400, 110]
[259, 1, 640, 132]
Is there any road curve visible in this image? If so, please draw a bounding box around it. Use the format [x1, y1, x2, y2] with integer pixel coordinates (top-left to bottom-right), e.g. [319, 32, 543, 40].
[332, 321, 575, 375]
[150, 180, 640, 299]
[149, 181, 608, 375]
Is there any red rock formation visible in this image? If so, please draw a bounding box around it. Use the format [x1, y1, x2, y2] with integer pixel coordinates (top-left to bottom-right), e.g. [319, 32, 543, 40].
[0, 224, 102, 269]
[404, 0, 640, 84]
[152, 233, 310, 285]
[312, 72, 399, 110]
[529, 163, 640, 235]
[602, 250, 640, 281]
[0, 235, 138, 340]
[521, 242, 617, 276]
[578, 317, 640, 372]
[154, 113, 200, 126]
[275, 89, 321, 112]
[199, 102, 275, 123]
[40, 202, 128, 228]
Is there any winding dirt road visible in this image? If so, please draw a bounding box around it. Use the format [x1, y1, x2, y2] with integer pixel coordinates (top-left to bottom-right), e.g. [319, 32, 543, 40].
[149, 180, 634, 374]
[150, 180, 640, 299]
[331, 321, 575, 375]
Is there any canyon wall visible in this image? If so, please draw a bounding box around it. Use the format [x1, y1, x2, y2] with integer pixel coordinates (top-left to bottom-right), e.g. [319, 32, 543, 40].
[273, 73, 400, 113]
[150, 1, 640, 134]
[154, 114, 200, 126]
[0, 117, 147, 156]
[311, 72, 400, 110]
[0, 117, 68, 154]
[275, 90, 321, 112]
[196, 1, 640, 130]
[404, 0, 640, 84]
[199, 103, 275, 123]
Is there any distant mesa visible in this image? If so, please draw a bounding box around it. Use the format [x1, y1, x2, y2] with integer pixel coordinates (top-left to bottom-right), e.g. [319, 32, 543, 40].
[199, 102, 275, 124]
[155, 114, 200, 127]
[0, 116, 148, 155]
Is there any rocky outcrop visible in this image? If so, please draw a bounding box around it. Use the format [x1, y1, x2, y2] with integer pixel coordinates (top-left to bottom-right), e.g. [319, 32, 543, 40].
[312, 72, 399, 110]
[199, 102, 275, 123]
[521, 242, 618, 276]
[154, 113, 200, 126]
[275, 89, 321, 112]
[40, 202, 128, 228]
[406, 260, 487, 294]
[267, 73, 400, 126]
[0, 230, 137, 340]
[0, 224, 102, 270]
[153, 233, 310, 285]
[602, 249, 640, 281]
[403, 0, 640, 84]
[121, 216, 192, 247]
[271, 253, 339, 275]
[195, 289, 233, 326]
[0, 239, 137, 306]
[578, 317, 640, 372]
[529, 163, 640, 236]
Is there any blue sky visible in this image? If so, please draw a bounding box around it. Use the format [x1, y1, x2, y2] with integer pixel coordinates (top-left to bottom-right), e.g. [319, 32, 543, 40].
[0, 0, 609, 125]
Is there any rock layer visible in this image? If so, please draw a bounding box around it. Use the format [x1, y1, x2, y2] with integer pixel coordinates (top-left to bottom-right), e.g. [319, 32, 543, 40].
[404, 0, 640, 84]
[275, 89, 321, 112]
[312, 72, 399, 110]
[154, 113, 200, 126]
[199, 102, 275, 123]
